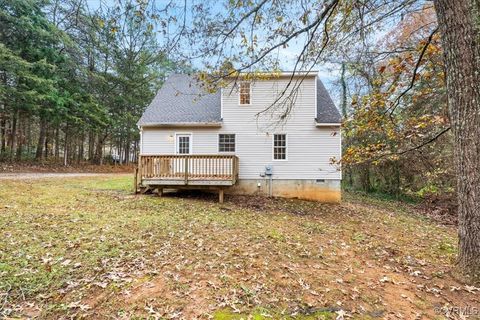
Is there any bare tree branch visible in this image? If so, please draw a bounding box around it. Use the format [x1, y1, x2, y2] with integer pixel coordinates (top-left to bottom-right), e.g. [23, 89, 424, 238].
[369, 126, 450, 163]
[385, 26, 439, 116]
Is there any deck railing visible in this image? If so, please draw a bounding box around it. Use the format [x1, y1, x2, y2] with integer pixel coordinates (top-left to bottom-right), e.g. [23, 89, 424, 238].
[137, 154, 239, 185]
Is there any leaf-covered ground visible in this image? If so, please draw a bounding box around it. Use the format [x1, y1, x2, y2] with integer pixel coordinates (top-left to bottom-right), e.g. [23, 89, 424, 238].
[0, 175, 477, 319]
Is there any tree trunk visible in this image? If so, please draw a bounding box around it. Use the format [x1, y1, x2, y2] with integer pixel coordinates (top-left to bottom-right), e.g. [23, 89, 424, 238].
[360, 165, 371, 193]
[0, 115, 6, 154]
[0, 72, 6, 155]
[348, 168, 353, 188]
[118, 142, 123, 164]
[63, 125, 69, 166]
[124, 137, 130, 165]
[434, 0, 480, 277]
[133, 140, 138, 163]
[93, 132, 106, 165]
[88, 130, 95, 163]
[55, 125, 60, 160]
[36, 117, 47, 160]
[16, 112, 23, 160]
[26, 116, 32, 157]
[340, 62, 347, 118]
[44, 125, 50, 159]
[9, 110, 18, 160]
[78, 133, 84, 163]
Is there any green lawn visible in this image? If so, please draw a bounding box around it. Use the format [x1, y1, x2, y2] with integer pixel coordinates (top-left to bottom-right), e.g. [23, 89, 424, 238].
[0, 175, 474, 319]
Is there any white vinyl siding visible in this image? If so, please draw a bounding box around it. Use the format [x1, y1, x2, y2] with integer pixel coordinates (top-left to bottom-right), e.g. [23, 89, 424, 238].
[141, 76, 341, 180]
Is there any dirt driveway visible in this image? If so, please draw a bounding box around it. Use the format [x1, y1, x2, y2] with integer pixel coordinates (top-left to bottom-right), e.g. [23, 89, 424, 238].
[0, 172, 128, 180]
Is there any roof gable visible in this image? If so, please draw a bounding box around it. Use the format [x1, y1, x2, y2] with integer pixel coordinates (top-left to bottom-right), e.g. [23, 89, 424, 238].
[138, 74, 341, 127]
[316, 77, 341, 124]
[137, 74, 221, 126]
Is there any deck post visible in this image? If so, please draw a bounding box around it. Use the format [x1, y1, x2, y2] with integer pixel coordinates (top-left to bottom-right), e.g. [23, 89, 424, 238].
[138, 155, 142, 184]
[218, 188, 224, 203]
[184, 156, 189, 184]
[157, 187, 163, 197]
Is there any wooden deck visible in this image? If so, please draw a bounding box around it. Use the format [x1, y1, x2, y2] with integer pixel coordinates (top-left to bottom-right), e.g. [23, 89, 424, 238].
[135, 155, 239, 202]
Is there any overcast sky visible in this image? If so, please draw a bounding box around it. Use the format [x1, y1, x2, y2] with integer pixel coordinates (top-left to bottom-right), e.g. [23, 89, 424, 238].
[84, 0, 341, 105]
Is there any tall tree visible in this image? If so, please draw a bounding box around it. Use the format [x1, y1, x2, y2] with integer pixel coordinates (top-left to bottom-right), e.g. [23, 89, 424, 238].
[0, 0, 181, 164]
[433, 0, 480, 276]
[342, 7, 450, 197]
[171, 0, 480, 277]
[0, 0, 60, 160]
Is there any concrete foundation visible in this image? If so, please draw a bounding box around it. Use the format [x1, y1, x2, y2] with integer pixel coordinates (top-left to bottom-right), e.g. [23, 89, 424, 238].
[229, 179, 341, 203]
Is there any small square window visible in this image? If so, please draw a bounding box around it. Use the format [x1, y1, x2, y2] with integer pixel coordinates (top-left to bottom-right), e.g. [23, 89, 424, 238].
[273, 134, 287, 160]
[239, 82, 251, 105]
[219, 134, 235, 152]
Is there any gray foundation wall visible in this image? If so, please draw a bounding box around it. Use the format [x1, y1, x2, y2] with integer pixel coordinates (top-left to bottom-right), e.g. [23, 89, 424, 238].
[228, 179, 341, 203]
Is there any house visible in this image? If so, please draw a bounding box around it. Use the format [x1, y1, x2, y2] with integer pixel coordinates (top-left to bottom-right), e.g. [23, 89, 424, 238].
[136, 72, 342, 203]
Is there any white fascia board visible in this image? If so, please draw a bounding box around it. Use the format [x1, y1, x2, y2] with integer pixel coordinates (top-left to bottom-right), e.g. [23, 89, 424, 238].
[140, 122, 223, 128]
[315, 122, 341, 127]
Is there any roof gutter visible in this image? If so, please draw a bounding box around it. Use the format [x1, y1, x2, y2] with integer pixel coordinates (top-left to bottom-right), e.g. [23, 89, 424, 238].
[139, 122, 223, 128]
[226, 71, 319, 79]
[315, 122, 341, 127]
[270, 71, 319, 77]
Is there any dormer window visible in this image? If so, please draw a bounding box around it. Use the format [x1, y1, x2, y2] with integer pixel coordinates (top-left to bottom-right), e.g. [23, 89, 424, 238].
[239, 82, 251, 105]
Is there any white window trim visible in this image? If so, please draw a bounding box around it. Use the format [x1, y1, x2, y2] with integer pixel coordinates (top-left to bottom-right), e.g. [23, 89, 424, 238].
[174, 132, 192, 154]
[238, 81, 252, 106]
[272, 133, 288, 161]
[217, 133, 236, 153]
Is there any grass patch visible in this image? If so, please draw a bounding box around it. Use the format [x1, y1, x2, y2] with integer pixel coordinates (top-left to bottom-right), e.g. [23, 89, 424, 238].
[0, 175, 465, 319]
[213, 308, 335, 319]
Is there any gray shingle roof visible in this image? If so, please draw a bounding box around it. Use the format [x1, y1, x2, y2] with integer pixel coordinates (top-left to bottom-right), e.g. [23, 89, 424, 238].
[316, 77, 341, 123]
[138, 74, 341, 126]
[137, 74, 221, 126]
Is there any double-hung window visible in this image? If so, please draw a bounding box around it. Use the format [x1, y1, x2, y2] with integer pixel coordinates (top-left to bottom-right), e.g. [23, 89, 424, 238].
[219, 134, 235, 152]
[239, 82, 251, 105]
[273, 134, 287, 160]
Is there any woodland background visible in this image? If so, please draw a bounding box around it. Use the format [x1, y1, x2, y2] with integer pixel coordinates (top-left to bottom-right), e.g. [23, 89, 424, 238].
[0, 1, 453, 210]
[0, 0, 185, 167]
